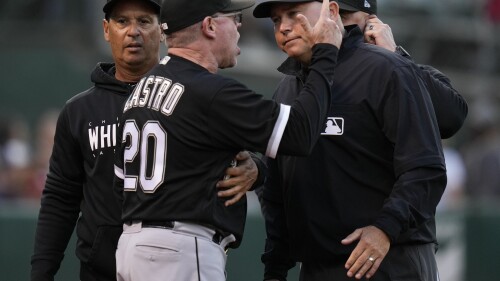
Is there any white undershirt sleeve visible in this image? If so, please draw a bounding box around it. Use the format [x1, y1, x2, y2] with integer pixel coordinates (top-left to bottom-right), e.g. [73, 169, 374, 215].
[265, 104, 291, 159]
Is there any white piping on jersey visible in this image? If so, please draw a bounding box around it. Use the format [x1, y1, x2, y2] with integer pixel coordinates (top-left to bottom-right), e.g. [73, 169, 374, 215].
[159, 55, 171, 65]
[114, 165, 124, 179]
[266, 104, 291, 159]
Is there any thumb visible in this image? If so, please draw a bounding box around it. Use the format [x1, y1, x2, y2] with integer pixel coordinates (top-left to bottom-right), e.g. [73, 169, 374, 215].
[296, 13, 312, 34]
[341, 228, 362, 245]
[364, 33, 375, 45]
[235, 150, 250, 161]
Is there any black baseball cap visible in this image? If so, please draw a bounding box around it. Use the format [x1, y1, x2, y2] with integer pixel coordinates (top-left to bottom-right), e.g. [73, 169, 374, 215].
[254, 0, 316, 18]
[253, 0, 376, 18]
[337, 0, 377, 15]
[103, 0, 161, 19]
[161, 0, 256, 34]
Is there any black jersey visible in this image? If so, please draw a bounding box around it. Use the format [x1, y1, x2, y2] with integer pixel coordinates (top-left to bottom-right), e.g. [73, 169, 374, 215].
[31, 63, 133, 280]
[114, 45, 339, 248]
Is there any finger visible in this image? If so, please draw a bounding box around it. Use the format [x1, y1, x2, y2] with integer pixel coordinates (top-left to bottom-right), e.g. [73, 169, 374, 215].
[229, 166, 244, 177]
[366, 15, 381, 25]
[218, 184, 241, 197]
[320, 0, 331, 20]
[341, 228, 362, 245]
[364, 33, 375, 45]
[366, 258, 382, 279]
[229, 168, 254, 184]
[235, 150, 250, 161]
[234, 152, 258, 185]
[295, 13, 312, 34]
[215, 180, 224, 189]
[344, 231, 370, 270]
[220, 164, 238, 182]
[218, 173, 251, 190]
[220, 185, 245, 205]
[224, 192, 244, 206]
[354, 258, 374, 280]
[346, 250, 370, 278]
[216, 176, 236, 188]
[345, 247, 362, 270]
[363, 25, 376, 44]
[218, 171, 254, 194]
[233, 162, 250, 176]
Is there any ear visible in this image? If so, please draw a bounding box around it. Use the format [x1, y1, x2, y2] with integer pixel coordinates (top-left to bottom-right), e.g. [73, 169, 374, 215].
[201, 16, 217, 39]
[329, 1, 344, 28]
[158, 24, 165, 42]
[103, 19, 110, 42]
[329, 1, 340, 19]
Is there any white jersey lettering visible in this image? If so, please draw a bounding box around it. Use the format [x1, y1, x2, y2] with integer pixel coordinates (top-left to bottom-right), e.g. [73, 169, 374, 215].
[89, 124, 118, 151]
[123, 75, 183, 116]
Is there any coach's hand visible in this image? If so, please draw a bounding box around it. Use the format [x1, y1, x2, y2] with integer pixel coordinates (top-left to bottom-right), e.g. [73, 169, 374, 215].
[216, 151, 258, 207]
[341, 225, 390, 279]
[296, 0, 343, 49]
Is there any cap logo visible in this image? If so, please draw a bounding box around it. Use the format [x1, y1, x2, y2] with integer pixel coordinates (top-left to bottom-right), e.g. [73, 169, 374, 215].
[161, 23, 168, 30]
[364, 0, 371, 8]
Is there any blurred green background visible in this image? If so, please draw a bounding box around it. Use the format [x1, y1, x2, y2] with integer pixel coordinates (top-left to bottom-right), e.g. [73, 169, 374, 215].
[2, 201, 500, 281]
[1, 0, 500, 280]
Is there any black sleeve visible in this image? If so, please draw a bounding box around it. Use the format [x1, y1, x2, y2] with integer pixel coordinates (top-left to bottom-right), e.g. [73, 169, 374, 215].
[209, 44, 338, 158]
[277, 44, 338, 156]
[417, 64, 468, 139]
[372, 65, 447, 242]
[373, 166, 447, 242]
[260, 157, 296, 281]
[31, 108, 84, 281]
[249, 152, 267, 191]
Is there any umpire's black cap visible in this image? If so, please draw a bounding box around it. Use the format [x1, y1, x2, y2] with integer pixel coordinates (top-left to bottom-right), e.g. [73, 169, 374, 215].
[337, 0, 377, 14]
[103, 0, 161, 19]
[253, 0, 376, 18]
[160, 0, 256, 35]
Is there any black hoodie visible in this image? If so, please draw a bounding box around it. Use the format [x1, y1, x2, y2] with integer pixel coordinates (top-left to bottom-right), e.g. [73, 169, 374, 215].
[31, 62, 134, 280]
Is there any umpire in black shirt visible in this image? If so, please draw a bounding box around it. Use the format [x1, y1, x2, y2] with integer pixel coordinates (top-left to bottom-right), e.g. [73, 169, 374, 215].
[253, 0, 467, 280]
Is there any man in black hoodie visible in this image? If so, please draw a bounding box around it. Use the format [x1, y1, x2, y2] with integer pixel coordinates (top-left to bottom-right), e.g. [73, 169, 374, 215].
[30, 1, 261, 280]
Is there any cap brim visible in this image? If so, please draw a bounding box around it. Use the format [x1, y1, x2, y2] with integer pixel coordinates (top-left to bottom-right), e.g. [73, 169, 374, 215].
[253, 0, 312, 18]
[103, 0, 161, 15]
[338, 2, 360, 12]
[222, 0, 256, 13]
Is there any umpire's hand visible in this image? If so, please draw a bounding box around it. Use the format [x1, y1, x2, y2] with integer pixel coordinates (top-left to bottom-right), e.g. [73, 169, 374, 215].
[364, 15, 397, 52]
[341, 225, 390, 279]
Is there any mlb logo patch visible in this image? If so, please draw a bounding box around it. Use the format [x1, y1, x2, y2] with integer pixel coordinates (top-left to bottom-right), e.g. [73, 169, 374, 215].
[364, 0, 371, 8]
[321, 117, 344, 135]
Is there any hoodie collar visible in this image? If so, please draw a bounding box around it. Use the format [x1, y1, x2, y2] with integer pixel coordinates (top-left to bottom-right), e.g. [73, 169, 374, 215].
[91, 62, 134, 95]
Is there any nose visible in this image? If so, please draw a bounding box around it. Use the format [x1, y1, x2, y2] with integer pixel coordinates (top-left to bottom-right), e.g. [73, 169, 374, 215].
[128, 22, 141, 37]
[277, 18, 292, 35]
